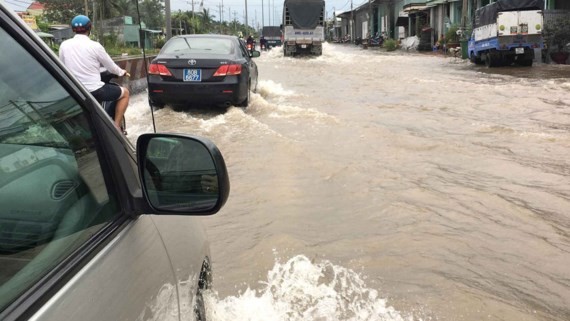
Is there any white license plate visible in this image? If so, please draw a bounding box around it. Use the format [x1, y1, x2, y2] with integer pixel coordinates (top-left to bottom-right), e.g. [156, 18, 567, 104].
[301, 44, 307, 49]
[183, 69, 201, 82]
[515, 47, 524, 55]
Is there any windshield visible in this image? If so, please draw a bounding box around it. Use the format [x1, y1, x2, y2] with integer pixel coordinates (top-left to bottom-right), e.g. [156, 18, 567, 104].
[160, 37, 234, 55]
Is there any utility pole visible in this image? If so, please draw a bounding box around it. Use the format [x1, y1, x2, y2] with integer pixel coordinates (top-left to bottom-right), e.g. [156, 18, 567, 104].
[368, 0, 372, 38]
[245, 0, 248, 28]
[165, 0, 172, 39]
[84, 0, 88, 16]
[233, 10, 238, 33]
[462, 0, 468, 30]
[186, 0, 195, 33]
[351, 0, 354, 42]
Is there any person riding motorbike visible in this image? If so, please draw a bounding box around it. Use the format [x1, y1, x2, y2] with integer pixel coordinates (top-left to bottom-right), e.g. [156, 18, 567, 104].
[59, 15, 130, 133]
[259, 36, 267, 50]
[246, 35, 255, 51]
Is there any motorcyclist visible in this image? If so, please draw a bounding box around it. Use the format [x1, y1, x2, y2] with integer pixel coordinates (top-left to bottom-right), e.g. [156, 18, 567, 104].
[59, 15, 130, 132]
[246, 35, 254, 46]
[260, 36, 267, 50]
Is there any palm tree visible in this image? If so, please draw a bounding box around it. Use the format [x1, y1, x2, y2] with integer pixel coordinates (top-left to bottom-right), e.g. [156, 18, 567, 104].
[111, 0, 136, 18]
[199, 8, 214, 33]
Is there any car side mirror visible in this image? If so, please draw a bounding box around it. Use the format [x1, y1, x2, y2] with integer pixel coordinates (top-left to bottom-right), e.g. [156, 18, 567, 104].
[251, 50, 261, 58]
[136, 133, 230, 215]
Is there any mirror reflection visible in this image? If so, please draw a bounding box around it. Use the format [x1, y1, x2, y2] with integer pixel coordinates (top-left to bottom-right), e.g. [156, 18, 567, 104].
[143, 137, 219, 211]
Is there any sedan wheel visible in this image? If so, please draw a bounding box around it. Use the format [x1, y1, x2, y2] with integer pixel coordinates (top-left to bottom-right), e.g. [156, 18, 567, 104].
[194, 289, 207, 321]
[238, 81, 250, 107]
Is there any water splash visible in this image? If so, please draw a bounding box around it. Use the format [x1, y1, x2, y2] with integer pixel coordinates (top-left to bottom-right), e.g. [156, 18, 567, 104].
[205, 255, 414, 321]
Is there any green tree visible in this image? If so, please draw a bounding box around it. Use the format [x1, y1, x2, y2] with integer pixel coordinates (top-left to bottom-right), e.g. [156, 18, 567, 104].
[111, 0, 137, 17]
[194, 8, 214, 33]
[139, 0, 164, 29]
[38, 0, 84, 24]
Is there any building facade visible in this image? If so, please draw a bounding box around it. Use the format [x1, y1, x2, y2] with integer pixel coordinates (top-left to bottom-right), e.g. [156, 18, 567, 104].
[338, 0, 569, 45]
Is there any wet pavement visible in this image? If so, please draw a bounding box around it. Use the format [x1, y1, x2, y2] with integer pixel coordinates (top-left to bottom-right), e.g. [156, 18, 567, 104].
[127, 43, 570, 321]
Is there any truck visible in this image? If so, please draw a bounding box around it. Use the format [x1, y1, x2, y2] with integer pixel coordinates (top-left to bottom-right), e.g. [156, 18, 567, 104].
[282, 0, 325, 56]
[262, 26, 283, 49]
[468, 0, 544, 67]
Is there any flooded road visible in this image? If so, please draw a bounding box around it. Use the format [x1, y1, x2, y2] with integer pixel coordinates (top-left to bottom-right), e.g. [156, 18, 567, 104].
[127, 43, 570, 321]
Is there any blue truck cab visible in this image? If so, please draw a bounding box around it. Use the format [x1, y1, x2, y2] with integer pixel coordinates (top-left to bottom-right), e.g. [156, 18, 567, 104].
[468, 0, 544, 67]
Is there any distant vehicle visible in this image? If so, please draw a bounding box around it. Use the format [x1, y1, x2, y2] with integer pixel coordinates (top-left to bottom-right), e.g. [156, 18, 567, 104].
[262, 26, 282, 49]
[282, 0, 325, 56]
[468, 0, 544, 67]
[148, 34, 260, 110]
[0, 3, 230, 321]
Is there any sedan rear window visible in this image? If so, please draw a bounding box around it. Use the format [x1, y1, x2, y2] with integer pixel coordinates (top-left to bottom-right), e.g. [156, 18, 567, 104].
[161, 37, 234, 55]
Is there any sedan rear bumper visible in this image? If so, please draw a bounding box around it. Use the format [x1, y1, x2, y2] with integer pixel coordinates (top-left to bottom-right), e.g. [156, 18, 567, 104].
[148, 75, 247, 107]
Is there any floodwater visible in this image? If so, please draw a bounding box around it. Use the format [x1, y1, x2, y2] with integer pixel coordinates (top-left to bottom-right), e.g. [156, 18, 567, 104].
[126, 43, 570, 321]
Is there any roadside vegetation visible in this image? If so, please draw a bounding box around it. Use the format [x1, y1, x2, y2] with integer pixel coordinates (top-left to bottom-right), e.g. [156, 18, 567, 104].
[36, 0, 257, 54]
[383, 38, 398, 51]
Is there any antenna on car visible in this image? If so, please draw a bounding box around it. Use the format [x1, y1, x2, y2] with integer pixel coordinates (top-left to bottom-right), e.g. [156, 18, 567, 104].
[135, 0, 157, 133]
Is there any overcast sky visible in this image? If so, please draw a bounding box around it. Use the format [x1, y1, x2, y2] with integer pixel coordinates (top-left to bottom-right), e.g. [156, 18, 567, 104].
[4, 0, 366, 28]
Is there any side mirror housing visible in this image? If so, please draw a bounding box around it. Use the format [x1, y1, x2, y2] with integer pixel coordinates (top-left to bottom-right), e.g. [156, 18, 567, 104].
[136, 133, 230, 215]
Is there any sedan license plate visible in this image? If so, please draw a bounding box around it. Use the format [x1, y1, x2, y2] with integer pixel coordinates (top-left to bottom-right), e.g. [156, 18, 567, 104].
[515, 47, 524, 55]
[183, 69, 201, 82]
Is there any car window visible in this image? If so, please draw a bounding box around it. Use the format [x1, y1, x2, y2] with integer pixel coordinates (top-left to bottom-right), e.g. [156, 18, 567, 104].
[238, 39, 250, 58]
[0, 26, 120, 311]
[160, 37, 235, 55]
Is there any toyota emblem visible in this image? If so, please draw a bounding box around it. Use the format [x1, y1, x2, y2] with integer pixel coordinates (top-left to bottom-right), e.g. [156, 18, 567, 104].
[188, 59, 197, 66]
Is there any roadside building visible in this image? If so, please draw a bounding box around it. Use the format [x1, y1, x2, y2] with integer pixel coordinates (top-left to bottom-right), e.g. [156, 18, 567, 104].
[338, 0, 568, 53]
[99, 16, 162, 49]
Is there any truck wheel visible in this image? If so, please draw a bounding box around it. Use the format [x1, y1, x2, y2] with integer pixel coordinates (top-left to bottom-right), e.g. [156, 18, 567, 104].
[485, 53, 495, 68]
[469, 53, 478, 64]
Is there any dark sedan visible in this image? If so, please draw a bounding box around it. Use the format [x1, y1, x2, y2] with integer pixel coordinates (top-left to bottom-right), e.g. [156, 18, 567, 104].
[148, 35, 260, 110]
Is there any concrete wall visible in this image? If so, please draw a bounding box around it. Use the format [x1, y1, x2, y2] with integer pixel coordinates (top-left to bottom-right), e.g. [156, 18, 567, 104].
[111, 55, 156, 94]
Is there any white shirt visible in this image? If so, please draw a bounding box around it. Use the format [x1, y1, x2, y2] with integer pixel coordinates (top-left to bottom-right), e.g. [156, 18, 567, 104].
[59, 34, 125, 92]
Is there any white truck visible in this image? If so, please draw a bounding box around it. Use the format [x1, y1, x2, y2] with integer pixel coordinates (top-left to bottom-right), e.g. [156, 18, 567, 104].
[468, 0, 544, 67]
[282, 0, 325, 56]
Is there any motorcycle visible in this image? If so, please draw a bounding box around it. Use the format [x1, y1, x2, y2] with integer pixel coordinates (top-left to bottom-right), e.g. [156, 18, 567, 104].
[368, 36, 384, 47]
[246, 42, 254, 54]
[100, 70, 127, 135]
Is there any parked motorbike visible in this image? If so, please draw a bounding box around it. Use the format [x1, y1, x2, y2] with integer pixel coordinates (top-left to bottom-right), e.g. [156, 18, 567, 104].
[100, 70, 126, 134]
[368, 36, 384, 47]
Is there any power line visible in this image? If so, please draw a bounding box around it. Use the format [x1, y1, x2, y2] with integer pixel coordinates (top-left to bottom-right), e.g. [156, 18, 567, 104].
[5, 0, 29, 9]
[8, 0, 33, 5]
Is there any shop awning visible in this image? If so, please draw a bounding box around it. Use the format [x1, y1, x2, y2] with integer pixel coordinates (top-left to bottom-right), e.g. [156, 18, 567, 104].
[403, 4, 428, 13]
[426, 0, 446, 8]
[36, 31, 54, 38]
[141, 29, 163, 34]
[426, 0, 461, 7]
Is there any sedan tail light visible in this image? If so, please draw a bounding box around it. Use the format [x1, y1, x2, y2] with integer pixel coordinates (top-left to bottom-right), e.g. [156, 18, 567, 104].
[148, 63, 173, 76]
[213, 64, 242, 77]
